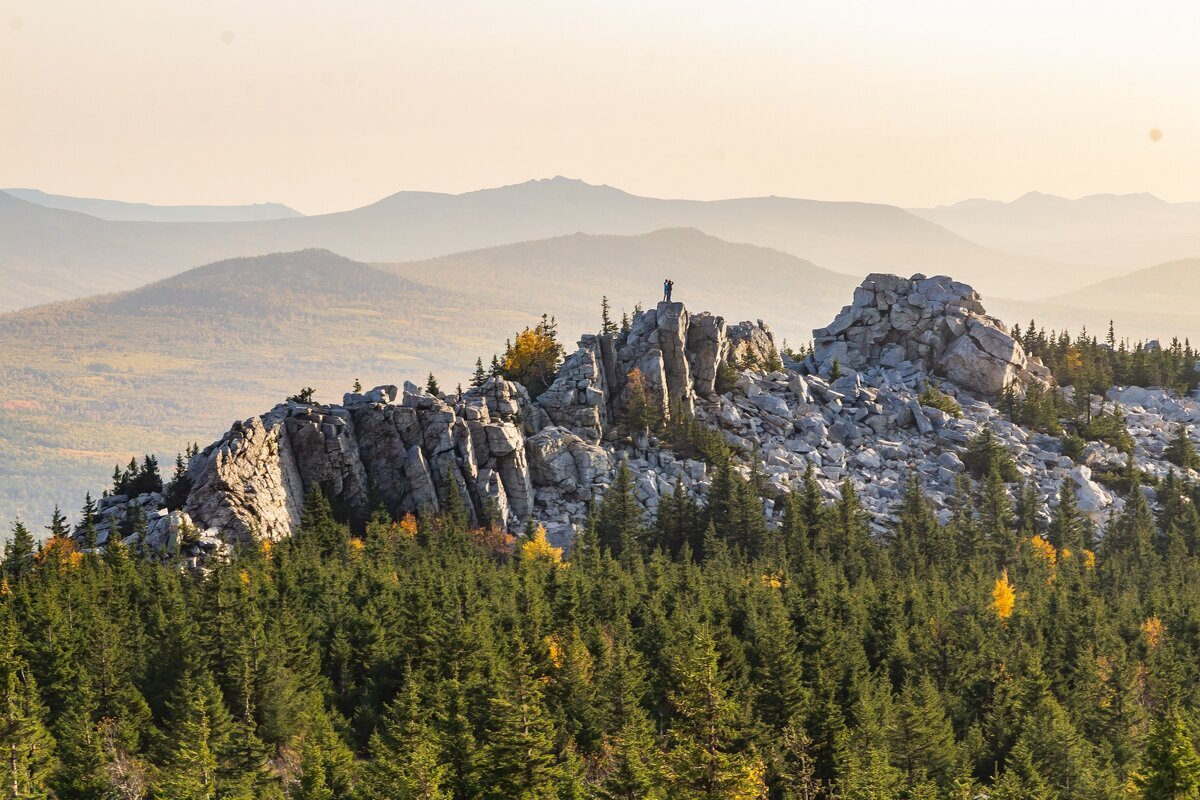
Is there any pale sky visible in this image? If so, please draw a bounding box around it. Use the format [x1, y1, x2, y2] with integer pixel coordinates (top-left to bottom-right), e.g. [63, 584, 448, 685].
[3, 0, 1198, 214]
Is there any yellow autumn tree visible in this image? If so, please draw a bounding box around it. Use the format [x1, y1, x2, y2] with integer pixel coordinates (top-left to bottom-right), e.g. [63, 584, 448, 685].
[1142, 616, 1165, 649]
[398, 513, 419, 539]
[502, 318, 564, 398]
[521, 524, 563, 564]
[1029, 535, 1058, 583]
[993, 569, 1016, 621]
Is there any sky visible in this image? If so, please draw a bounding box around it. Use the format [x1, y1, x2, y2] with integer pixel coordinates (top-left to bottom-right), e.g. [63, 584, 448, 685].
[3, 0, 1198, 214]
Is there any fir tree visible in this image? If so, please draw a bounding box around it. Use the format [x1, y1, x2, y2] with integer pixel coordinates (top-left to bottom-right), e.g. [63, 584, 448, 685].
[601, 296, 618, 335]
[3, 520, 35, 581]
[1134, 714, 1200, 799]
[471, 358, 488, 388]
[1165, 425, 1199, 470]
[0, 623, 55, 799]
[666, 627, 766, 798]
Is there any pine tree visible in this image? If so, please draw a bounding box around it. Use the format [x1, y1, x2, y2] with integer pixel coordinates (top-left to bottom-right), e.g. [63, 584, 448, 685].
[164, 452, 192, 511]
[152, 676, 220, 800]
[471, 358, 488, 388]
[44, 505, 69, 540]
[0, 622, 56, 800]
[482, 637, 563, 798]
[426, 372, 440, 396]
[51, 687, 111, 800]
[1165, 425, 1199, 470]
[76, 492, 99, 549]
[3, 521, 35, 581]
[1134, 714, 1200, 799]
[666, 627, 766, 799]
[601, 296, 618, 335]
[595, 463, 643, 557]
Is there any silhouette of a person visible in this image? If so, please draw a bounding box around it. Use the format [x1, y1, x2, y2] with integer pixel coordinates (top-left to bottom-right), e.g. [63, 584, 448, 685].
[663, 278, 674, 302]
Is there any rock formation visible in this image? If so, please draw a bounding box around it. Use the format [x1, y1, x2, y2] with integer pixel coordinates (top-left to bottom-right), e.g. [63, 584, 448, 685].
[74, 276, 1200, 567]
[811, 273, 1051, 395]
[91, 302, 773, 554]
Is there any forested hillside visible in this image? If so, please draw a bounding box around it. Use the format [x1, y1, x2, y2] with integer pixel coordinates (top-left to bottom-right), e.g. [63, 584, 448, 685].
[4, 451, 1200, 798]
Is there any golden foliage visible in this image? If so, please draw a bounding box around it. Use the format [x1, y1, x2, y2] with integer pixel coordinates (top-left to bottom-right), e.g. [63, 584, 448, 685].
[1029, 535, 1058, 583]
[1141, 616, 1165, 649]
[348, 538, 365, 553]
[545, 635, 564, 669]
[503, 324, 563, 395]
[36, 536, 83, 571]
[260, 538, 273, 558]
[521, 524, 563, 564]
[760, 571, 784, 589]
[1065, 346, 1084, 374]
[239, 569, 251, 587]
[992, 569, 1016, 621]
[467, 525, 516, 558]
[1029, 535, 1057, 566]
[399, 513, 419, 539]
[1082, 549, 1097, 570]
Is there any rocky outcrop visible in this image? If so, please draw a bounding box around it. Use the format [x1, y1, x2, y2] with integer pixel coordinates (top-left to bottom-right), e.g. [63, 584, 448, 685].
[541, 302, 776, 443]
[121, 300, 775, 551]
[82, 280, 1200, 564]
[812, 274, 1051, 396]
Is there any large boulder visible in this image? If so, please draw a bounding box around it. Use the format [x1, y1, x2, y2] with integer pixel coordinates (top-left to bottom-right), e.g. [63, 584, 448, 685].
[812, 273, 1050, 396]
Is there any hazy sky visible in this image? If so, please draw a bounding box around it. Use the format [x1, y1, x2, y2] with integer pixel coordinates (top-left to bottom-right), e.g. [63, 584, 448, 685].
[3, 0, 1198, 214]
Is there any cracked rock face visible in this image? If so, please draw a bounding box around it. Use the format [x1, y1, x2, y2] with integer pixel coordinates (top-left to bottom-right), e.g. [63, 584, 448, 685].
[812, 273, 1051, 396]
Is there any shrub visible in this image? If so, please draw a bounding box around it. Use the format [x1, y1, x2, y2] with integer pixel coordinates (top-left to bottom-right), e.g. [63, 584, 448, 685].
[715, 360, 739, 395]
[1078, 411, 1134, 454]
[963, 428, 1020, 482]
[1061, 433, 1086, 463]
[622, 368, 661, 433]
[919, 384, 963, 419]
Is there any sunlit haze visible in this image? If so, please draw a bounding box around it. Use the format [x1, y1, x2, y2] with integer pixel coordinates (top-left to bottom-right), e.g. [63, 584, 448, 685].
[3, 0, 1198, 213]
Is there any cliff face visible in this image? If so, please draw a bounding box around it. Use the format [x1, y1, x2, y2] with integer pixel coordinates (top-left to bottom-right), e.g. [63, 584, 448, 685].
[74, 275, 1200, 568]
[78, 302, 773, 561]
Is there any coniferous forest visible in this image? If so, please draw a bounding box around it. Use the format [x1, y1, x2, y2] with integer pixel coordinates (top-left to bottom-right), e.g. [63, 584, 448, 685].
[6, 439, 1200, 799]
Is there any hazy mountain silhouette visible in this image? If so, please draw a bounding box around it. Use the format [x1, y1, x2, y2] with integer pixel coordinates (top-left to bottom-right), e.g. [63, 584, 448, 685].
[3, 188, 301, 222]
[1038, 258, 1200, 322]
[383, 227, 860, 349]
[0, 177, 1070, 312]
[912, 192, 1200, 272]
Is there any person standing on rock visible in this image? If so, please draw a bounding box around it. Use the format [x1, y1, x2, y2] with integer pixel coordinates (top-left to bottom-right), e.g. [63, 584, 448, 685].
[663, 278, 674, 303]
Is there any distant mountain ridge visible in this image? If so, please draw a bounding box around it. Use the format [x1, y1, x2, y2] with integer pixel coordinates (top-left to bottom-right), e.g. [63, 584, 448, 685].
[2, 188, 302, 222]
[0, 176, 1072, 312]
[911, 191, 1200, 270]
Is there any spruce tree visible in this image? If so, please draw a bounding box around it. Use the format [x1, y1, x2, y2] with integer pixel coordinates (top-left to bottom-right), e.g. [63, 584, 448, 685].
[3, 520, 35, 581]
[1134, 714, 1200, 799]
[1165, 425, 1199, 470]
[666, 627, 766, 798]
[471, 358, 488, 388]
[362, 673, 449, 800]
[595, 463, 643, 557]
[601, 296, 618, 335]
[0, 623, 55, 799]
[482, 637, 563, 797]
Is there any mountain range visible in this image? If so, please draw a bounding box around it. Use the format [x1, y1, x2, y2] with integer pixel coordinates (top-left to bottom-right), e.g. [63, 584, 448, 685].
[912, 191, 1200, 270]
[2, 188, 302, 222]
[0, 177, 1075, 312]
